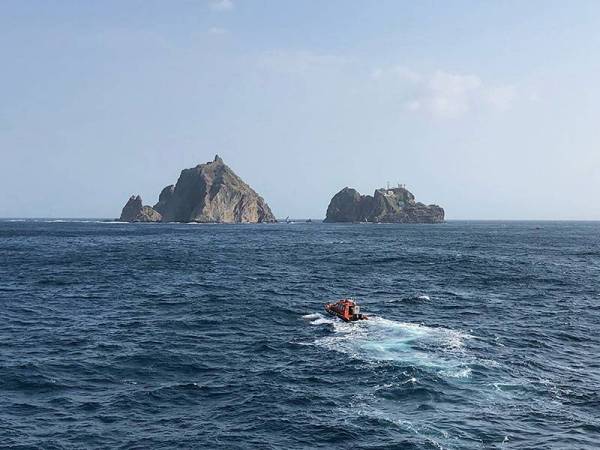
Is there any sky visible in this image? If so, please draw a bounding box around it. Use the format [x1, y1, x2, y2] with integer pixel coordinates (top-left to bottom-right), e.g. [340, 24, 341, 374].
[1, 0, 600, 219]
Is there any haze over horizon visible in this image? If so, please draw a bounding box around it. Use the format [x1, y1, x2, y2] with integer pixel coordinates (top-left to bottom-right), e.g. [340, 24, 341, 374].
[2, 1, 600, 220]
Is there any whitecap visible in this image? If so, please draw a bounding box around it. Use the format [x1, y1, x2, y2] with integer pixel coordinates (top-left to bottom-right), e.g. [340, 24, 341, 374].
[440, 367, 472, 378]
[386, 294, 431, 303]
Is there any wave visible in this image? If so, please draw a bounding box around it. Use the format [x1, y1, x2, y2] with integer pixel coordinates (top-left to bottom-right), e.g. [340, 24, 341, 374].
[440, 367, 472, 378]
[387, 294, 431, 303]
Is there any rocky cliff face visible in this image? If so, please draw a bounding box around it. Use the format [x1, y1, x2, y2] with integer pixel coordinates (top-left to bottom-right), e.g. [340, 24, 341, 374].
[153, 185, 175, 217]
[323, 188, 373, 222]
[155, 155, 276, 223]
[324, 186, 444, 223]
[120, 155, 276, 223]
[119, 195, 162, 222]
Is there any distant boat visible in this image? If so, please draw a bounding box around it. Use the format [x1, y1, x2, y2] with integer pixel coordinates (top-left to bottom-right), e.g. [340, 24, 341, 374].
[306, 219, 312, 223]
[285, 216, 293, 224]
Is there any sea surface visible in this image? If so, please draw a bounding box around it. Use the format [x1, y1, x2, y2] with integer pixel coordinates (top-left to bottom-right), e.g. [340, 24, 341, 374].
[1, 220, 599, 449]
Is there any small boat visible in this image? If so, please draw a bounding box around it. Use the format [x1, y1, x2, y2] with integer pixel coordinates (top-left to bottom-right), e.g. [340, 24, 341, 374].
[324, 299, 368, 322]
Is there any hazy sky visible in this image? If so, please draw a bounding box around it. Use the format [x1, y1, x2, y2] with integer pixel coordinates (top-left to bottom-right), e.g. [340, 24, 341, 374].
[2, 0, 600, 219]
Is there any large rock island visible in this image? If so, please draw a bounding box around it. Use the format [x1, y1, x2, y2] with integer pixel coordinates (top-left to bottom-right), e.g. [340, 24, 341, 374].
[119, 155, 276, 223]
[324, 186, 444, 223]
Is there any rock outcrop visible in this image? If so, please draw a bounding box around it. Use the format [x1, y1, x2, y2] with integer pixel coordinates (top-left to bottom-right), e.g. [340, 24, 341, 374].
[153, 185, 175, 216]
[119, 195, 162, 222]
[119, 155, 276, 223]
[324, 186, 444, 223]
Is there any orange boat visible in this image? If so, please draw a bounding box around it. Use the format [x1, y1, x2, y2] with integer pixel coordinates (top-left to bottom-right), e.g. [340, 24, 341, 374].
[324, 299, 368, 322]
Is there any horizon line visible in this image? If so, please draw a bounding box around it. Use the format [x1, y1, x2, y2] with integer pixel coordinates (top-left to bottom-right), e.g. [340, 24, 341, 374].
[1, 217, 600, 222]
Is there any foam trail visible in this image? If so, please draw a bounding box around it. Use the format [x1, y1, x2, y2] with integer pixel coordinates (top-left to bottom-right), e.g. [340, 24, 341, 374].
[302, 313, 321, 320]
[302, 312, 334, 326]
[311, 314, 474, 378]
[310, 318, 333, 326]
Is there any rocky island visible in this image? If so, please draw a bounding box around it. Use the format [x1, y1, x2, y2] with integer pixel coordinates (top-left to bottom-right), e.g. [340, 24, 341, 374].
[119, 155, 276, 223]
[324, 186, 444, 223]
[119, 195, 163, 222]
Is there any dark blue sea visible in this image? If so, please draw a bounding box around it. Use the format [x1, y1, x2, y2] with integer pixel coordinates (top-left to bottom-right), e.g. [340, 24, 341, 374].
[1, 220, 599, 449]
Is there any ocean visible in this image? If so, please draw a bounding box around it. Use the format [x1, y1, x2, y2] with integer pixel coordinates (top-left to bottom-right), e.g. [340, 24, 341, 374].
[1, 220, 599, 449]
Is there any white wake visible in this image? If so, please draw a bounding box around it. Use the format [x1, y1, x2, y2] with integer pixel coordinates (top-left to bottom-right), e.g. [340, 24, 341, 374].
[308, 313, 474, 378]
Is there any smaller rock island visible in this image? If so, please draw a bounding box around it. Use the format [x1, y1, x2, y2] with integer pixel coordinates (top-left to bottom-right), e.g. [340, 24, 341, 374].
[119, 195, 162, 222]
[324, 185, 444, 223]
[119, 155, 276, 223]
